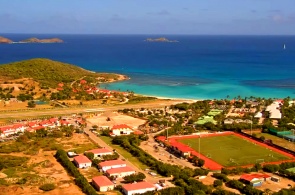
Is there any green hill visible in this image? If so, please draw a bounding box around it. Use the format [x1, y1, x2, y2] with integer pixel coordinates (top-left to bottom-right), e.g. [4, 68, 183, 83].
[0, 58, 120, 88]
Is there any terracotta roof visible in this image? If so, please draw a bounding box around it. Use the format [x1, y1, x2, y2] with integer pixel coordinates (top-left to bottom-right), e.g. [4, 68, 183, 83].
[92, 176, 114, 187]
[134, 130, 144, 135]
[123, 182, 155, 191]
[240, 174, 271, 182]
[99, 159, 126, 167]
[74, 155, 91, 164]
[112, 124, 132, 130]
[87, 148, 112, 154]
[106, 166, 135, 175]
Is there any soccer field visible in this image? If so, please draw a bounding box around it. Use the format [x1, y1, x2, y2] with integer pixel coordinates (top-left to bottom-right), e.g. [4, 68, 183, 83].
[178, 135, 291, 167]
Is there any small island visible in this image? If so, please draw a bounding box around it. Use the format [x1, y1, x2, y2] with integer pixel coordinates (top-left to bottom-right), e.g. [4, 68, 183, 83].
[0, 36, 63, 44]
[145, 37, 178, 42]
[0, 36, 13, 44]
[19, 37, 63, 43]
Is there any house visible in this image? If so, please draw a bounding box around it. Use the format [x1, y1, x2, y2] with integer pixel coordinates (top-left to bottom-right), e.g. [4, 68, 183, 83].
[254, 112, 263, 118]
[122, 181, 156, 195]
[73, 155, 92, 168]
[106, 166, 136, 178]
[240, 173, 271, 187]
[110, 124, 134, 136]
[92, 176, 114, 192]
[86, 148, 113, 159]
[266, 102, 282, 119]
[98, 159, 126, 172]
[224, 118, 234, 125]
[0, 124, 26, 137]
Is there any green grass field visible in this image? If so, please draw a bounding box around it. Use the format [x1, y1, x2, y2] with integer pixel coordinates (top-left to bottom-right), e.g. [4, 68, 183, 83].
[179, 135, 291, 167]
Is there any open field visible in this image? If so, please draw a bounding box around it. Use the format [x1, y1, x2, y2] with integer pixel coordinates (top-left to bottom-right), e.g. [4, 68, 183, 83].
[178, 134, 292, 167]
[0, 133, 96, 195]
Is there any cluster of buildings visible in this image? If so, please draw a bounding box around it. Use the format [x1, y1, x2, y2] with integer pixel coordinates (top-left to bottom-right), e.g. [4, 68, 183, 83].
[0, 117, 82, 138]
[57, 80, 129, 98]
[223, 118, 253, 125]
[72, 148, 157, 195]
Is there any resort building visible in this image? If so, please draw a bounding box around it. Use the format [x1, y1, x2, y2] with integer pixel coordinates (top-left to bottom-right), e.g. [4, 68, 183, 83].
[0, 124, 26, 137]
[122, 181, 156, 195]
[98, 159, 126, 172]
[266, 102, 282, 119]
[92, 176, 115, 192]
[106, 166, 136, 178]
[240, 173, 271, 187]
[73, 155, 92, 168]
[110, 124, 134, 136]
[86, 148, 113, 159]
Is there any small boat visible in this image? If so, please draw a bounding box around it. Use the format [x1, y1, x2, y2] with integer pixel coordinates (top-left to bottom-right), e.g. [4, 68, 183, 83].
[284, 44, 286, 50]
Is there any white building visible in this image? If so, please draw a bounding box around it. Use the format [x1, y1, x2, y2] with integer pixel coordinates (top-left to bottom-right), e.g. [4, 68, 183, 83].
[86, 148, 113, 159]
[73, 155, 92, 168]
[122, 182, 156, 195]
[0, 124, 26, 138]
[266, 102, 282, 119]
[98, 159, 126, 172]
[106, 166, 136, 178]
[92, 176, 114, 192]
[110, 124, 134, 136]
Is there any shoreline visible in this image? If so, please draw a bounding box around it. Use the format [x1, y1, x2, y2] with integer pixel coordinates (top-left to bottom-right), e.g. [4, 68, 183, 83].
[135, 93, 200, 103]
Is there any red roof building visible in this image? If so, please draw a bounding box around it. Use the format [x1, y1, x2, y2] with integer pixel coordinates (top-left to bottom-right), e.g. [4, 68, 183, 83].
[92, 176, 114, 192]
[86, 148, 113, 158]
[98, 159, 126, 171]
[110, 124, 133, 136]
[73, 155, 92, 168]
[106, 166, 135, 178]
[122, 182, 156, 195]
[80, 79, 87, 84]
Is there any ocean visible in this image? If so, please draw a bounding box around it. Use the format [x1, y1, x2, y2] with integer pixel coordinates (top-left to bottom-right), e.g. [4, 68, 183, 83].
[0, 34, 295, 100]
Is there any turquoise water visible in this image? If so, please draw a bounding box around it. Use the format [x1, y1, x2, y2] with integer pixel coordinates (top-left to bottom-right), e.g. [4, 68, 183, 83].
[1, 34, 295, 100]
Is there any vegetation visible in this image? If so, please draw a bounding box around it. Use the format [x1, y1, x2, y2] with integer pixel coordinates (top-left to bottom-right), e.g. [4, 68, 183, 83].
[0, 155, 29, 170]
[0, 58, 120, 88]
[55, 149, 97, 195]
[39, 183, 55, 191]
[123, 172, 146, 183]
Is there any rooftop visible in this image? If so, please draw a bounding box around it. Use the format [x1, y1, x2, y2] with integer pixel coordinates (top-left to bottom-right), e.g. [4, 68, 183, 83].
[73, 155, 91, 164]
[106, 166, 135, 174]
[99, 159, 126, 167]
[86, 148, 112, 154]
[123, 181, 155, 191]
[92, 176, 114, 187]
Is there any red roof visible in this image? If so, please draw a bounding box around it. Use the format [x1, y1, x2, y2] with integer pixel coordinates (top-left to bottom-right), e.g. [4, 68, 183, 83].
[74, 155, 92, 164]
[80, 79, 87, 84]
[99, 159, 126, 167]
[134, 130, 144, 135]
[106, 166, 135, 175]
[240, 174, 271, 182]
[58, 83, 64, 87]
[87, 148, 112, 155]
[112, 124, 132, 130]
[57, 87, 63, 91]
[123, 182, 155, 191]
[92, 176, 114, 187]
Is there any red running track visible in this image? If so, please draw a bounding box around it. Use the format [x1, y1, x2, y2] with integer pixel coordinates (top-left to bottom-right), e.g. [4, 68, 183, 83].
[157, 132, 295, 170]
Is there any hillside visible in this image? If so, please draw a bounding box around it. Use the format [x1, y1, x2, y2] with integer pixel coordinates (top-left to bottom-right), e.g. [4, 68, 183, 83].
[0, 58, 122, 88]
[19, 38, 63, 43]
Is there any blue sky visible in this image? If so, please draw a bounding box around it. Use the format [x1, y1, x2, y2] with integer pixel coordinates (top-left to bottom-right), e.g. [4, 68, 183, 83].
[0, 0, 294, 35]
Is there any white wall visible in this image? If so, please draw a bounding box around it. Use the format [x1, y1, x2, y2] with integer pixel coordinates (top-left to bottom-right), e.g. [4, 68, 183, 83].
[123, 188, 156, 195]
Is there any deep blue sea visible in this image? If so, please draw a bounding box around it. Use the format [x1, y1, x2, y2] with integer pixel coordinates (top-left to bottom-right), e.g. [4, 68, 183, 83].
[1, 34, 295, 100]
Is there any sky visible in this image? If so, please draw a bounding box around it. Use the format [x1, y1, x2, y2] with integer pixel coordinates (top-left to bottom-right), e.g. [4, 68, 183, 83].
[0, 0, 295, 35]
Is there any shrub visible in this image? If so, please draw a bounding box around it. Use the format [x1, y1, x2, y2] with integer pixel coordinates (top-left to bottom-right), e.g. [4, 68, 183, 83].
[39, 183, 55, 191]
[213, 179, 223, 187]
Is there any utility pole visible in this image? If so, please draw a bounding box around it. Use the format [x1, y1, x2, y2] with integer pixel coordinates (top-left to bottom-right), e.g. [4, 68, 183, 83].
[250, 115, 253, 136]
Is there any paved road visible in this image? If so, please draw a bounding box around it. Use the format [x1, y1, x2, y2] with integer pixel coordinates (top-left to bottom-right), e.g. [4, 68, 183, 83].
[83, 122, 172, 184]
[0, 100, 183, 119]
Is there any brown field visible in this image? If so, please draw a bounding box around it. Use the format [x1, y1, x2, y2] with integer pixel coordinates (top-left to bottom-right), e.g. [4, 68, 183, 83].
[86, 111, 146, 129]
[0, 133, 98, 195]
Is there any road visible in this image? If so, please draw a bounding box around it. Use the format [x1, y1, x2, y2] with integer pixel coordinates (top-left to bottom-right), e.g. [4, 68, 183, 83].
[83, 123, 173, 185]
[0, 99, 185, 119]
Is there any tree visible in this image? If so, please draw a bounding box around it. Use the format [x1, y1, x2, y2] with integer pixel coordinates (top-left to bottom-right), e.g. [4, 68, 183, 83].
[213, 179, 223, 187]
[197, 159, 205, 167]
[27, 100, 36, 108]
[123, 172, 146, 183]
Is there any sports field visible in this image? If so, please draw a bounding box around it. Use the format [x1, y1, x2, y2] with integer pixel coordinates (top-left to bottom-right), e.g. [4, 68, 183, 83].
[178, 134, 291, 167]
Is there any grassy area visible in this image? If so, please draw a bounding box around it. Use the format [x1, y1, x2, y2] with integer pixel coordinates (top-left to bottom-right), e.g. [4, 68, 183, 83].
[99, 136, 148, 170]
[179, 135, 291, 167]
[254, 132, 295, 150]
[70, 143, 97, 154]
